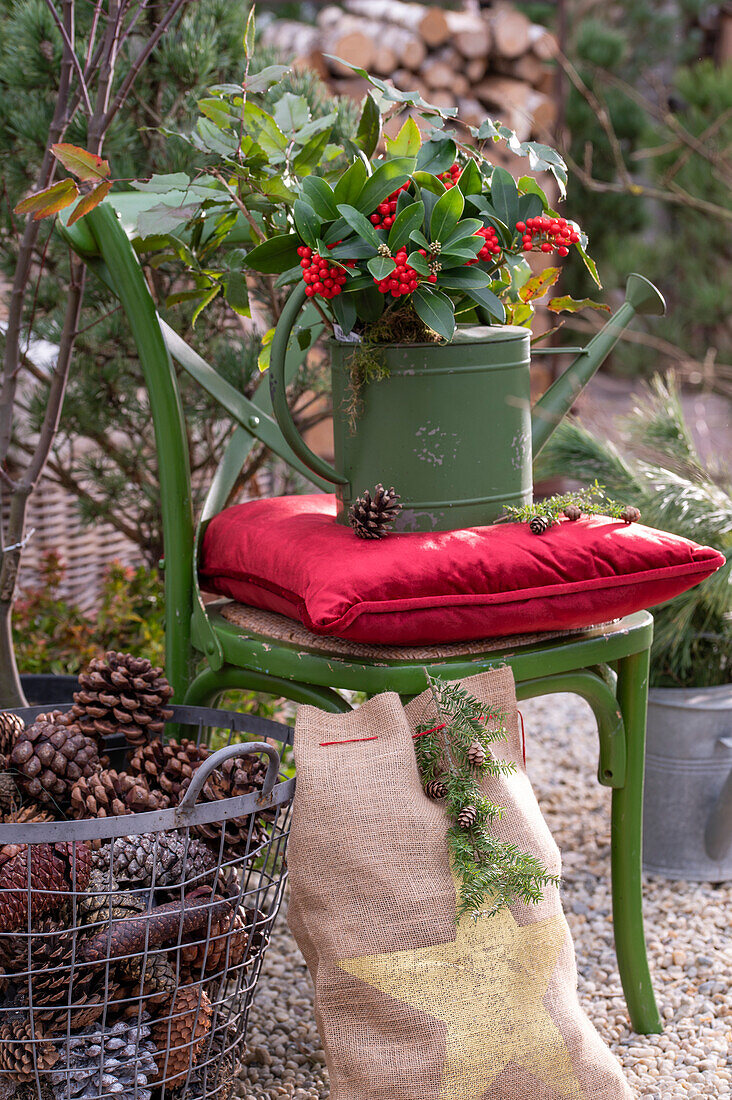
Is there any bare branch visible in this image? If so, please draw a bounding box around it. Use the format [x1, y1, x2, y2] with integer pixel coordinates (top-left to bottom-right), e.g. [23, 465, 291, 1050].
[43, 0, 93, 114]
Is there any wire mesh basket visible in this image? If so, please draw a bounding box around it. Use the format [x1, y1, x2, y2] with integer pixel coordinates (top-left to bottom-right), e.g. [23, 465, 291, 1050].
[0, 704, 295, 1100]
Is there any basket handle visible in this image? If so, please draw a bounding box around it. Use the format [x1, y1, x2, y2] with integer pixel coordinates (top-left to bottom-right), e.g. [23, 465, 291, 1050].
[175, 741, 281, 818]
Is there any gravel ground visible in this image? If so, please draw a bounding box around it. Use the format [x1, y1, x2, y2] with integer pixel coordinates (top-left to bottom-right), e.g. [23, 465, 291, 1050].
[236, 693, 731, 1099]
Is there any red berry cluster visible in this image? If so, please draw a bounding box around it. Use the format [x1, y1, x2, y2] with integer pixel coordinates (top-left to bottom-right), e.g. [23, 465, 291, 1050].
[438, 162, 462, 189]
[471, 225, 501, 262]
[374, 246, 422, 296]
[515, 216, 580, 258]
[298, 244, 351, 299]
[369, 183, 411, 230]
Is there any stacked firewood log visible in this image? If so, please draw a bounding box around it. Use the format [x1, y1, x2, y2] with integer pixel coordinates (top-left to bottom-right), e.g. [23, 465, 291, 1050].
[261, 0, 559, 144]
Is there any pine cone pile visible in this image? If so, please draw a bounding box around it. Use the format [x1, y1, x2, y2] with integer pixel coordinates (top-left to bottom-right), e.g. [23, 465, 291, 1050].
[349, 484, 402, 539]
[152, 987, 212, 1085]
[69, 769, 168, 819]
[68, 652, 173, 748]
[50, 1017, 158, 1100]
[0, 842, 91, 932]
[181, 756, 269, 860]
[0, 714, 23, 772]
[9, 715, 101, 808]
[129, 738, 209, 803]
[0, 1010, 58, 1082]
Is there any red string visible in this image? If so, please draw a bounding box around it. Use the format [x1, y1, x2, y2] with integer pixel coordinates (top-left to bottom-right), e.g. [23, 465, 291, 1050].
[319, 736, 379, 747]
[412, 722, 447, 740]
[518, 709, 526, 766]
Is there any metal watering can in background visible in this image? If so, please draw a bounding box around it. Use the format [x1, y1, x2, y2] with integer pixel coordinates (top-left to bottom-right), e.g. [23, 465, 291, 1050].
[269, 273, 666, 532]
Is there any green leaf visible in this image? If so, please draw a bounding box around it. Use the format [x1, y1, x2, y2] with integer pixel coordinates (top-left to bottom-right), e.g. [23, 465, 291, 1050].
[412, 286, 455, 340]
[328, 237, 377, 259]
[334, 159, 368, 206]
[341, 274, 377, 293]
[191, 283, 221, 328]
[517, 192, 543, 224]
[409, 228, 430, 251]
[293, 200, 321, 249]
[416, 138, 456, 175]
[518, 176, 548, 206]
[336, 203, 382, 248]
[388, 200, 425, 251]
[355, 157, 415, 215]
[66, 178, 112, 225]
[244, 6, 256, 58]
[301, 177, 339, 221]
[518, 267, 560, 303]
[547, 295, 610, 314]
[406, 250, 430, 276]
[131, 173, 191, 193]
[466, 285, 506, 323]
[367, 255, 396, 281]
[352, 285, 384, 322]
[386, 116, 421, 158]
[457, 160, 482, 197]
[51, 143, 110, 181]
[412, 170, 446, 196]
[258, 327, 275, 372]
[198, 97, 238, 128]
[274, 93, 310, 133]
[241, 65, 290, 94]
[430, 186, 464, 243]
[291, 129, 331, 175]
[356, 93, 382, 158]
[16, 178, 79, 219]
[442, 219, 483, 248]
[245, 232, 301, 274]
[274, 264, 303, 288]
[489, 167, 519, 231]
[332, 293, 357, 334]
[577, 241, 602, 288]
[436, 267, 492, 290]
[293, 111, 337, 144]
[224, 271, 250, 314]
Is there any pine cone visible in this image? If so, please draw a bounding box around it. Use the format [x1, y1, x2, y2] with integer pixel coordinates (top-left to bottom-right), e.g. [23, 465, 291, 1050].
[178, 906, 263, 978]
[424, 779, 447, 800]
[181, 756, 269, 860]
[108, 832, 218, 892]
[563, 504, 582, 521]
[349, 484, 402, 539]
[50, 1017, 158, 1100]
[69, 769, 169, 819]
[0, 1011, 58, 1081]
[69, 652, 174, 749]
[467, 741, 486, 767]
[128, 739, 209, 803]
[0, 842, 91, 932]
[0, 713, 23, 758]
[457, 804, 477, 829]
[78, 876, 146, 933]
[621, 505, 641, 524]
[529, 514, 551, 535]
[9, 714, 101, 808]
[3, 803, 54, 825]
[120, 949, 177, 1007]
[153, 987, 212, 1085]
[0, 773, 22, 814]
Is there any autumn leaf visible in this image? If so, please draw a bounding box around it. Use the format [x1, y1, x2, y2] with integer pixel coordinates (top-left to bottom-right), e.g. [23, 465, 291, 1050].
[67, 178, 113, 225]
[518, 266, 560, 303]
[15, 178, 79, 219]
[51, 143, 110, 181]
[548, 295, 611, 314]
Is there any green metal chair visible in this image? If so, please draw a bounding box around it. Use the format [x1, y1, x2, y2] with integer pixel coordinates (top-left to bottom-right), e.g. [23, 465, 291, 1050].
[62, 199, 661, 1034]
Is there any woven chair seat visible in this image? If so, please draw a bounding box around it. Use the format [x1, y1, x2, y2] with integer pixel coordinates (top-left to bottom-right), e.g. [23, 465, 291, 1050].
[218, 602, 617, 662]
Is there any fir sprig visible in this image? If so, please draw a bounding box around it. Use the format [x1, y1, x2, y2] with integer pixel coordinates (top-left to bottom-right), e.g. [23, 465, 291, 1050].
[502, 480, 626, 527]
[414, 673, 559, 922]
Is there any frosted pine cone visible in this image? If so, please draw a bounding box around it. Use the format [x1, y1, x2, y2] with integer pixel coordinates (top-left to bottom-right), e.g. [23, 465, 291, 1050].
[349, 484, 402, 539]
[50, 1017, 158, 1100]
[69, 652, 174, 748]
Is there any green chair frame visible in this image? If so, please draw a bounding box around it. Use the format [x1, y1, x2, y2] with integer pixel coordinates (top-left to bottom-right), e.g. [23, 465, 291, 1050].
[62, 200, 661, 1034]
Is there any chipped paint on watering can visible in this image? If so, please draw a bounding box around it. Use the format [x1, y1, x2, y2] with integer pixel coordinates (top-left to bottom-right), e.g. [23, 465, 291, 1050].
[330, 325, 533, 532]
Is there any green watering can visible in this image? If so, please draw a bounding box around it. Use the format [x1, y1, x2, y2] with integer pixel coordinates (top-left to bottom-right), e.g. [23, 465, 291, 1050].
[269, 273, 665, 533]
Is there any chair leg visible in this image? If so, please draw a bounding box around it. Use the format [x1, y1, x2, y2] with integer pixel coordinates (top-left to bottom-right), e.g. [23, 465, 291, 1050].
[612, 648, 662, 1034]
[183, 664, 352, 713]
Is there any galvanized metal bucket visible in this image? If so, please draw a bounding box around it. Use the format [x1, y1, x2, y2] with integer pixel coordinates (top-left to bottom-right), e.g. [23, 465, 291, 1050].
[0, 703, 295, 1100]
[643, 684, 732, 881]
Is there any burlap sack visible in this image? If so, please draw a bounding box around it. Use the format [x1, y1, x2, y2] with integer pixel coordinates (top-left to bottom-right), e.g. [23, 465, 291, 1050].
[287, 668, 632, 1100]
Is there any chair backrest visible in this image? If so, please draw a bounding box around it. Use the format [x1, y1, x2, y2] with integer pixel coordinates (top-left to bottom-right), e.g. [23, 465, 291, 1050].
[60, 198, 328, 699]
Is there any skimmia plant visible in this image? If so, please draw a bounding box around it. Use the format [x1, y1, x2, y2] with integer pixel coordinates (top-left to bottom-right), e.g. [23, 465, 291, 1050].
[18, 8, 604, 351]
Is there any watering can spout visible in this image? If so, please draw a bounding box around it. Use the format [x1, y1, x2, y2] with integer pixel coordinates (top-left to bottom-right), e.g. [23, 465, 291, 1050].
[531, 274, 666, 458]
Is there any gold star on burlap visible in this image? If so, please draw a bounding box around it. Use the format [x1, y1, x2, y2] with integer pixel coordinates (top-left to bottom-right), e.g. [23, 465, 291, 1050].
[337, 878, 584, 1100]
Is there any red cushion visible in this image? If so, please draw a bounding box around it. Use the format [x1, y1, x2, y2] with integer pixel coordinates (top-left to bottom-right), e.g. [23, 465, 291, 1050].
[199, 494, 724, 645]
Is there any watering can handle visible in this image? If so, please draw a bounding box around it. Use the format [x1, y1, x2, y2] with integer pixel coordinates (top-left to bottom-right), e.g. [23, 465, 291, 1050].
[269, 281, 348, 486]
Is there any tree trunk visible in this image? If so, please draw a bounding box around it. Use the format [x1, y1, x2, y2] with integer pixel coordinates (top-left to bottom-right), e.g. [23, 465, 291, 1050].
[0, 600, 24, 708]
